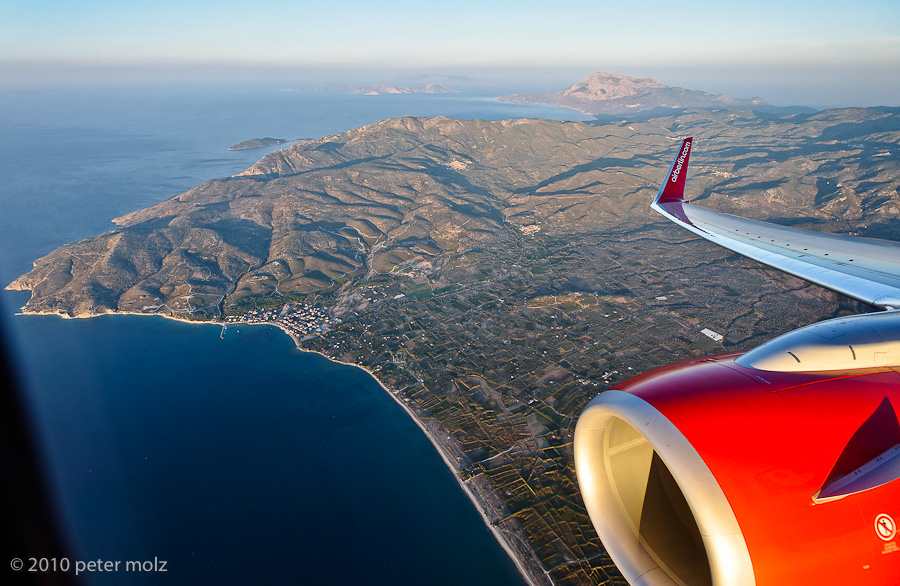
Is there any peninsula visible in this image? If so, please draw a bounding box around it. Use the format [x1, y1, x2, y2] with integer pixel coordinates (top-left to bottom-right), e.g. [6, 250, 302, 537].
[9, 106, 900, 585]
[227, 137, 290, 150]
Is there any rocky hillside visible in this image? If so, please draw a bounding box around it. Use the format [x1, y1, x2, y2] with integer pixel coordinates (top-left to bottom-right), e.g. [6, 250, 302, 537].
[8, 107, 900, 318]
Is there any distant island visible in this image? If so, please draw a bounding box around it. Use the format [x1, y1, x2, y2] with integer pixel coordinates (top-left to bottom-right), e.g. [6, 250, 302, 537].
[352, 83, 458, 95]
[497, 71, 814, 116]
[402, 73, 489, 86]
[281, 83, 459, 95]
[227, 137, 290, 150]
[9, 103, 900, 586]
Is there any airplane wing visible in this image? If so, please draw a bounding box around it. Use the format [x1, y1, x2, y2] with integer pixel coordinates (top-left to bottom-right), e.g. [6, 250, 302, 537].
[575, 137, 900, 586]
[652, 138, 900, 309]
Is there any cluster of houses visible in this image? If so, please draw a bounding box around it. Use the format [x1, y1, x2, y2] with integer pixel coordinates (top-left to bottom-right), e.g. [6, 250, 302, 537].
[224, 303, 340, 338]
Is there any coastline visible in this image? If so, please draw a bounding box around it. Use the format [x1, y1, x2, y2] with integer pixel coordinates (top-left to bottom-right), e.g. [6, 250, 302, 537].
[11, 305, 551, 586]
[258, 319, 550, 586]
[335, 359, 548, 586]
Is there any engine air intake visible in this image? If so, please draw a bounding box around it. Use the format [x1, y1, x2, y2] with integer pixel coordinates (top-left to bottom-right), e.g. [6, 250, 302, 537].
[575, 391, 755, 586]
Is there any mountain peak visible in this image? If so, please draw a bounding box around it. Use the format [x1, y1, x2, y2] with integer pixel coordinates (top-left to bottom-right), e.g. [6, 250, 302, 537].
[497, 71, 809, 116]
[559, 72, 666, 101]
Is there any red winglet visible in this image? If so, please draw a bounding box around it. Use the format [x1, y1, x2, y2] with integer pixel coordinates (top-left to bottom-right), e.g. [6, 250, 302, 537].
[656, 137, 693, 204]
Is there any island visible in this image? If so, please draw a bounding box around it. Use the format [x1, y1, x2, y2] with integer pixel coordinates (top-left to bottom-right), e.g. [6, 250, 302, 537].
[227, 137, 290, 150]
[9, 104, 900, 585]
[352, 83, 458, 95]
[281, 83, 459, 95]
[497, 71, 814, 116]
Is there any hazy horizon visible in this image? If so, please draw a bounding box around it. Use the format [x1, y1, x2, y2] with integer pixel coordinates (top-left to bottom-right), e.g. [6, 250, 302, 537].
[2, 59, 898, 111]
[2, 0, 899, 110]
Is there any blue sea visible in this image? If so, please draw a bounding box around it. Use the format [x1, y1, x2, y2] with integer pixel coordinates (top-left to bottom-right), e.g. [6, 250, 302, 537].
[0, 81, 590, 585]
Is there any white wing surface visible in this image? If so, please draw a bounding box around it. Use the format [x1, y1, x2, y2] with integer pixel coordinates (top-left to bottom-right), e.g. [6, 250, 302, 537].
[653, 138, 900, 309]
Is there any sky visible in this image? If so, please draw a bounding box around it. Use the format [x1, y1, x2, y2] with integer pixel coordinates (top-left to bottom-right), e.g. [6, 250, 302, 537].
[1, 0, 898, 107]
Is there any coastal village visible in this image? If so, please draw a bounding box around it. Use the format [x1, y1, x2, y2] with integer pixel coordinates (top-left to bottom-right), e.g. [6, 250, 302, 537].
[208, 225, 792, 586]
[224, 302, 340, 340]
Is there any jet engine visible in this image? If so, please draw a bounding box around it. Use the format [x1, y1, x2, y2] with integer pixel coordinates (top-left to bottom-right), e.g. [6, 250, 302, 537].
[575, 313, 900, 586]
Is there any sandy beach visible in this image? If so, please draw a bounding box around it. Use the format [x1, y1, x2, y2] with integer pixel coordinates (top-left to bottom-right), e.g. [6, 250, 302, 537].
[266, 319, 552, 586]
[347, 362, 549, 586]
[208, 317, 552, 586]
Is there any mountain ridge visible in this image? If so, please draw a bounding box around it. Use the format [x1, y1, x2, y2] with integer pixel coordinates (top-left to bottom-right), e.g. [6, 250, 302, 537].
[8, 107, 899, 319]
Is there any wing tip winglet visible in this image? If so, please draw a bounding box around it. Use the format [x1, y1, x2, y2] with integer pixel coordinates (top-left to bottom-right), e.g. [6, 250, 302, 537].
[655, 137, 693, 204]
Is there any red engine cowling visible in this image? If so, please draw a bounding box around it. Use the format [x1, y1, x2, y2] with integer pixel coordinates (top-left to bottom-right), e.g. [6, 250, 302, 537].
[574, 353, 900, 585]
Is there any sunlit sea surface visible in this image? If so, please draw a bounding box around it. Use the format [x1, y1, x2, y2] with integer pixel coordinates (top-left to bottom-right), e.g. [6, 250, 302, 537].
[0, 82, 590, 585]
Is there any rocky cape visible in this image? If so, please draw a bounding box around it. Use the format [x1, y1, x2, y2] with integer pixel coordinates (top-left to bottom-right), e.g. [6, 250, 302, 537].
[8, 107, 900, 318]
[497, 72, 814, 116]
[227, 137, 290, 150]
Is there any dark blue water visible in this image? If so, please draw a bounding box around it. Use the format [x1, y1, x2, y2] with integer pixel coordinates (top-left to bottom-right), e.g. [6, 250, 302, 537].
[5, 311, 521, 585]
[1, 82, 587, 585]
